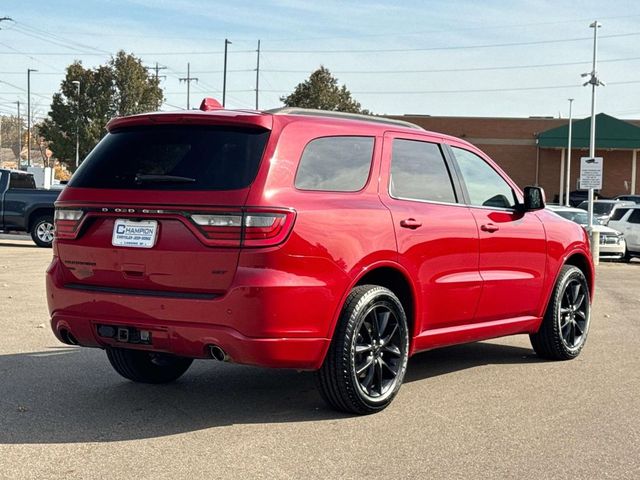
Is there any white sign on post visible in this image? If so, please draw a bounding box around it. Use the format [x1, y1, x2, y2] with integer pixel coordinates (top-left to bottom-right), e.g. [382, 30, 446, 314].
[580, 157, 603, 190]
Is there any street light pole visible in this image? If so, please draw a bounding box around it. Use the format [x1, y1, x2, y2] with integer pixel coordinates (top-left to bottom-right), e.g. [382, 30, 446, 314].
[564, 98, 574, 206]
[15, 100, 21, 168]
[27, 68, 37, 168]
[582, 20, 605, 264]
[255, 39, 260, 110]
[72, 80, 80, 168]
[223, 38, 232, 108]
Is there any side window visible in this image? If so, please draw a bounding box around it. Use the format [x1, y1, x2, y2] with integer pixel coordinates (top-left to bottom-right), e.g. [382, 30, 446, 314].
[610, 208, 630, 222]
[295, 136, 374, 192]
[9, 173, 36, 189]
[451, 147, 517, 209]
[628, 209, 640, 224]
[389, 139, 457, 203]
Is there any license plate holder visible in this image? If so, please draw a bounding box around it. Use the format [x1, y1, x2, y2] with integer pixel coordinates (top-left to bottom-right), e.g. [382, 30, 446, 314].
[112, 219, 158, 248]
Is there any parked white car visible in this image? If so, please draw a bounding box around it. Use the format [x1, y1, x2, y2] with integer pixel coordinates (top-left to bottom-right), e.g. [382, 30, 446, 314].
[576, 199, 635, 224]
[547, 205, 626, 260]
[608, 206, 640, 261]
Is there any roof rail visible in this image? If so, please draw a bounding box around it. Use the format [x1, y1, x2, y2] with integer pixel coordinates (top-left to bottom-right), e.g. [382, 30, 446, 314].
[266, 107, 424, 131]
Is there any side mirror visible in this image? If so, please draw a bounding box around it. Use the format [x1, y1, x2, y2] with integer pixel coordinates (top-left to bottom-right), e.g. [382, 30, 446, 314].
[522, 186, 545, 211]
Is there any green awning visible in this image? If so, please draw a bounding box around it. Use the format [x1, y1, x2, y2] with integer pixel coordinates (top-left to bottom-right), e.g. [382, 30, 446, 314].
[538, 113, 640, 149]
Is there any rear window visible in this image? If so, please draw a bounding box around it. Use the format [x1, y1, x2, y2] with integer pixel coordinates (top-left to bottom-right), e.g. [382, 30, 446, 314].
[69, 125, 269, 190]
[294, 136, 374, 192]
[578, 202, 615, 215]
[9, 173, 36, 189]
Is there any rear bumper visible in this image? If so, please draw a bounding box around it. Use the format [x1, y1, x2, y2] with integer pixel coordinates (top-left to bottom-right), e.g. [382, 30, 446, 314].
[46, 257, 336, 370]
[50, 312, 329, 369]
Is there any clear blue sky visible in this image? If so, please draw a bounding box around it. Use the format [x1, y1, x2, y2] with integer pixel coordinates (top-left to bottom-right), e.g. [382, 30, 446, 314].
[1, 0, 639, 120]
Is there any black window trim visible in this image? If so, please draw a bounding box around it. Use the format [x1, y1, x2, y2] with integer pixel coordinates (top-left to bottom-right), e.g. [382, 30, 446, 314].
[293, 134, 376, 194]
[386, 135, 465, 206]
[443, 143, 521, 212]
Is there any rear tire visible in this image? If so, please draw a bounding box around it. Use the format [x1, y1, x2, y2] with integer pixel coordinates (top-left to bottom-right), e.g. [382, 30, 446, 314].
[315, 285, 409, 415]
[106, 348, 193, 384]
[30, 215, 54, 248]
[530, 265, 590, 360]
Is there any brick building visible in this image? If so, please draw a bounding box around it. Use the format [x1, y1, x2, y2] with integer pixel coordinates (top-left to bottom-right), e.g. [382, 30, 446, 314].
[388, 113, 640, 201]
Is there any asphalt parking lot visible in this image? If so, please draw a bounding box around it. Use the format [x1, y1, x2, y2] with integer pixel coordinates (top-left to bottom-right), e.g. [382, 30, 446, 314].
[0, 234, 639, 480]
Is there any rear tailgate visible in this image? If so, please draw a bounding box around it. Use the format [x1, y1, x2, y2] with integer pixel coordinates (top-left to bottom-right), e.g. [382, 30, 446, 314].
[54, 122, 271, 297]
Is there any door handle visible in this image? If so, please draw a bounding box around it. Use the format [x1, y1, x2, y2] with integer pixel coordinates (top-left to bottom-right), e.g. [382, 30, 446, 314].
[400, 218, 422, 229]
[480, 223, 500, 233]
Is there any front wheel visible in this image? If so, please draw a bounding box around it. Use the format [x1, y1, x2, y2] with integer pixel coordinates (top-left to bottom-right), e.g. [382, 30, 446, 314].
[530, 265, 590, 360]
[106, 348, 193, 384]
[30, 215, 54, 248]
[315, 285, 409, 415]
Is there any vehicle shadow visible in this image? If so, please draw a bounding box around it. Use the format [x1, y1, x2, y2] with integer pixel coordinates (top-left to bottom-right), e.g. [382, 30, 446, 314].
[0, 240, 37, 248]
[0, 342, 535, 444]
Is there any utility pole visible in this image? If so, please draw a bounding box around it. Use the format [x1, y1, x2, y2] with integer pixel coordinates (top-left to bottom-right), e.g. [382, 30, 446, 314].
[15, 100, 21, 168]
[255, 40, 261, 110]
[223, 38, 232, 107]
[564, 98, 574, 206]
[72, 80, 80, 168]
[27, 68, 37, 168]
[146, 62, 166, 109]
[179, 63, 198, 110]
[582, 20, 605, 264]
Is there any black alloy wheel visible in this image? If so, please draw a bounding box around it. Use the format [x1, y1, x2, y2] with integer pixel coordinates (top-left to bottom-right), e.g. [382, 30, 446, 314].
[530, 265, 591, 360]
[316, 285, 409, 415]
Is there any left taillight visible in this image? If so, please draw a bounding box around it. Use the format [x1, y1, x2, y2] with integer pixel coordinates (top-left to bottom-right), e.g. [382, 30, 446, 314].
[54, 208, 84, 240]
[189, 209, 295, 247]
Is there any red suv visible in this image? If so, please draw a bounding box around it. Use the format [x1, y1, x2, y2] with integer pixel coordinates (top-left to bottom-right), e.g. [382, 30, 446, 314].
[47, 102, 594, 414]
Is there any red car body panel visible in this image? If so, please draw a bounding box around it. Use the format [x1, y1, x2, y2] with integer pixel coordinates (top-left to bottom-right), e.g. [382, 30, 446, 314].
[47, 108, 594, 370]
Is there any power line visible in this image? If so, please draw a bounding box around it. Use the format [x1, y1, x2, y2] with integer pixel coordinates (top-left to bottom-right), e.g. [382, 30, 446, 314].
[259, 55, 640, 75]
[2, 31, 638, 58]
[261, 31, 640, 54]
[22, 13, 640, 43]
[255, 79, 640, 95]
[0, 49, 255, 56]
[5, 54, 640, 77]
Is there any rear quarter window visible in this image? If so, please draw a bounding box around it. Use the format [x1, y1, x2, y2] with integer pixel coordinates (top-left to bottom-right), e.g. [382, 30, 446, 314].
[69, 125, 269, 190]
[629, 209, 640, 224]
[610, 208, 630, 222]
[294, 136, 374, 192]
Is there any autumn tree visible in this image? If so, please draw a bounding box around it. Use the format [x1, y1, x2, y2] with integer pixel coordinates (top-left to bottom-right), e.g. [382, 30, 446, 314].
[40, 51, 163, 169]
[280, 66, 370, 114]
[0, 115, 27, 161]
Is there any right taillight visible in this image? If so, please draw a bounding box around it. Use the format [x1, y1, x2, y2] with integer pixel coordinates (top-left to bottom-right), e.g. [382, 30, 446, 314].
[54, 208, 84, 239]
[189, 209, 295, 247]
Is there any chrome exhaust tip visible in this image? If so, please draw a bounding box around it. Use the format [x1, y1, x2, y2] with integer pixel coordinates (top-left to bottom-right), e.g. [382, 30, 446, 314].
[209, 345, 228, 362]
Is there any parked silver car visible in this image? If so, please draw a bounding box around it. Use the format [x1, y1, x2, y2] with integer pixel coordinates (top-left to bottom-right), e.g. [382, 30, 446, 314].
[547, 205, 626, 260]
[608, 206, 640, 261]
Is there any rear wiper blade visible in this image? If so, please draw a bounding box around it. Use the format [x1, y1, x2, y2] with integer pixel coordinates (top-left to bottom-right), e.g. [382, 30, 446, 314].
[134, 174, 196, 184]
